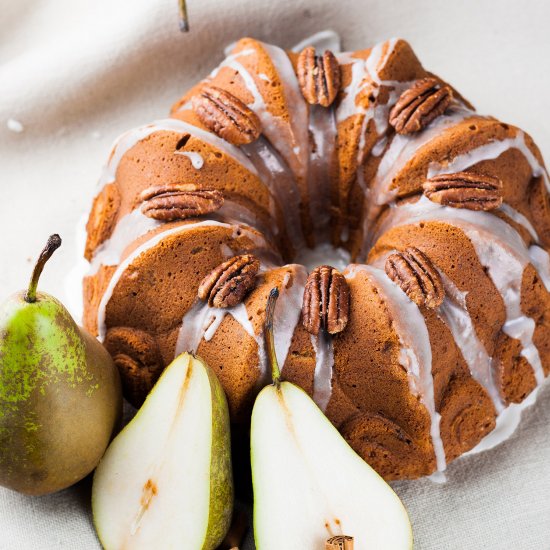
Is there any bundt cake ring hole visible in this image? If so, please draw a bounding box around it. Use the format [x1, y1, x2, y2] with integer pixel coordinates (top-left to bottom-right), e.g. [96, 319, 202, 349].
[293, 242, 352, 273]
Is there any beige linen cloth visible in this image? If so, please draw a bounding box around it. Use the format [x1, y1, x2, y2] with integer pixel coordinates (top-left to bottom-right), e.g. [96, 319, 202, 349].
[1, 0, 550, 548]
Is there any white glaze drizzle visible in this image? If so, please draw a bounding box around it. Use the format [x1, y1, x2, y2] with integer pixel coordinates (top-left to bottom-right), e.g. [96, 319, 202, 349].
[176, 264, 306, 387]
[260, 42, 310, 182]
[295, 243, 350, 272]
[335, 48, 380, 124]
[175, 300, 256, 354]
[336, 39, 421, 244]
[334, 51, 365, 123]
[214, 199, 277, 241]
[380, 196, 548, 385]
[274, 265, 308, 377]
[360, 107, 474, 258]
[308, 104, 337, 238]
[365, 38, 399, 86]
[224, 59, 265, 109]
[97, 118, 258, 192]
[174, 150, 204, 169]
[371, 250, 504, 413]
[369, 108, 473, 208]
[355, 83, 407, 195]
[529, 245, 550, 290]
[346, 264, 447, 474]
[427, 132, 550, 195]
[336, 38, 402, 132]
[438, 272, 504, 412]
[213, 53, 305, 248]
[208, 48, 255, 78]
[426, 131, 549, 242]
[464, 385, 540, 455]
[223, 41, 238, 57]
[310, 332, 334, 411]
[176, 300, 227, 354]
[88, 209, 161, 275]
[88, 200, 278, 277]
[242, 137, 306, 249]
[96, 220, 271, 341]
[203, 42, 308, 184]
[368, 129, 550, 439]
[333, 43, 389, 240]
[499, 203, 539, 242]
[371, 135, 388, 157]
[291, 30, 341, 53]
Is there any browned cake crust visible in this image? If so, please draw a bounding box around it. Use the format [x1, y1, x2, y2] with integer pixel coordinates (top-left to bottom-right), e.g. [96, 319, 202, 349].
[82, 36, 550, 480]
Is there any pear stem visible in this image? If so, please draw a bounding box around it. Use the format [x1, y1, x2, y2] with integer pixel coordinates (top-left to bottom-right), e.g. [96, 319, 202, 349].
[264, 287, 281, 387]
[178, 0, 189, 32]
[25, 234, 62, 303]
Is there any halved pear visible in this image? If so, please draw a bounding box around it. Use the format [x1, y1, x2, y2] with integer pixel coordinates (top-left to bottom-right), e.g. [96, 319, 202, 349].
[92, 352, 233, 550]
[251, 289, 413, 550]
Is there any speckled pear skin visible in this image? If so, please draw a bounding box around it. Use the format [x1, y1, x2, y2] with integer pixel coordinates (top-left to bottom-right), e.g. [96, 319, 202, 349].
[0, 290, 122, 495]
[199, 354, 234, 549]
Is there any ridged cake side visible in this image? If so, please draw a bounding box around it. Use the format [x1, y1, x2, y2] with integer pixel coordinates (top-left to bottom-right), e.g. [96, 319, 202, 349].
[82, 35, 550, 480]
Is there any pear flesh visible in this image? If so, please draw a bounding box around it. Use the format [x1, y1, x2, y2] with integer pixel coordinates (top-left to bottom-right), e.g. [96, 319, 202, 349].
[92, 352, 233, 550]
[251, 381, 413, 550]
[0, 235, 122, 495]
[251, 288, 412, 550]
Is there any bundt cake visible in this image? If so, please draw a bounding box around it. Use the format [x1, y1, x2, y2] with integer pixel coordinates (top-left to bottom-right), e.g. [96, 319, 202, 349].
[82, 34, 550, 481]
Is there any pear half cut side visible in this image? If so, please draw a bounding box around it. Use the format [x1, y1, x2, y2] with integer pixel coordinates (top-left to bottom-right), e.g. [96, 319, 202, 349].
[92, 353, 233, 550]
[251, 288, 413, 550]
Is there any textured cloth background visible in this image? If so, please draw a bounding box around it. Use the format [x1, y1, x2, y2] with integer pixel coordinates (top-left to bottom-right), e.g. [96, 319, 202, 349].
[1, 0, 550, 548]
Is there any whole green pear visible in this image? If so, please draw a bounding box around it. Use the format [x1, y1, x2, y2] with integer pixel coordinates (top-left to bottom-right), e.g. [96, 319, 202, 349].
[0, 235, 122, 495]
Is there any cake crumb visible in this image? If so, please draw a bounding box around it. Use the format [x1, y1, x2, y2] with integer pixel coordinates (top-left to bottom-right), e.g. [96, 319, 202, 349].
[7, 118, 24, 133]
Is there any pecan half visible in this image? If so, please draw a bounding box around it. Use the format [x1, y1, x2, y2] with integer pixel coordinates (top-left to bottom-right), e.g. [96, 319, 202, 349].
[104, 327, 164, 407]
[389, 78, 453, 135]
[140, 183, 224, 221]
[423, 172, 503, 211]
[302, 265, 350, 335]
[385, 247, 444, 308]
[192, 85, 261, 145]
[297, 47, 341, 107]
[198, 254, 260, 308]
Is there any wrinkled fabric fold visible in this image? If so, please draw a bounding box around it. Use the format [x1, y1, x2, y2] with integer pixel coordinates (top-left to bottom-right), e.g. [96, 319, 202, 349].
[0, 0, 549, 548]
